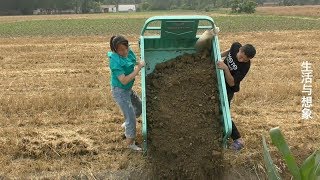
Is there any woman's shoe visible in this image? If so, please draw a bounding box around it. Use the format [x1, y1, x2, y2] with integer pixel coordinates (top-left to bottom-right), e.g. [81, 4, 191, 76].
[128, 142, 142, 151]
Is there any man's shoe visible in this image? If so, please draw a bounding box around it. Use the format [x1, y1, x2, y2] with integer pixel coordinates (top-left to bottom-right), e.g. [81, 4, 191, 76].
[229, 139, 244, 151]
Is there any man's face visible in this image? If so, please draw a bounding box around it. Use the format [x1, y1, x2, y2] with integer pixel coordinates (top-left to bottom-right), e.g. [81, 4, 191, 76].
[116, 44, 129, 57]
[237, 49, 250, 62]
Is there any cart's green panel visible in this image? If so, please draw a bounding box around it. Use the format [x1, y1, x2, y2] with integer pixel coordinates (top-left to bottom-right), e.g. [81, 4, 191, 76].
[139, 16, 232, 154]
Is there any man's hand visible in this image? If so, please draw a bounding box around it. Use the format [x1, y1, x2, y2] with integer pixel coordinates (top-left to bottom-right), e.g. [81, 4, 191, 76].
[217, 60, 228, 70]
[217, 60, 235, 86]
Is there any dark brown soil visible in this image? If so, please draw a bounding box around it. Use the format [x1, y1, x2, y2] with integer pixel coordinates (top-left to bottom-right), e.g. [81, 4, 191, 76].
[146, 53, 224, 179]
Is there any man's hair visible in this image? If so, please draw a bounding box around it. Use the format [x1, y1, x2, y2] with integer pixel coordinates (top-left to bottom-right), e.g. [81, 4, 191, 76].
[241, 44, 256, 59]
[110, 35, 129, 52]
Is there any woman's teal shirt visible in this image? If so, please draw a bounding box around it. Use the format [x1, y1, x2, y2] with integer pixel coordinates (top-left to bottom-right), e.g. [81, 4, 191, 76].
[107, 49, 137, 90]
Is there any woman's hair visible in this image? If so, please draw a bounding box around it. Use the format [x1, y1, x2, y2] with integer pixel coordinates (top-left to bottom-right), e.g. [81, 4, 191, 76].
[110, 35, 129, 52]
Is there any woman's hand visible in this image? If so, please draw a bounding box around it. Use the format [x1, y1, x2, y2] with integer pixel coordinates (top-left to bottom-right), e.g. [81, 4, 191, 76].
[118, 61, 145, 85]
[137, 61, 145, 69]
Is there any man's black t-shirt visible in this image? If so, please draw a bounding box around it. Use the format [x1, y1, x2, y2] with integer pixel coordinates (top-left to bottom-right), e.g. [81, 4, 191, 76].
[223, 42, 250, 94]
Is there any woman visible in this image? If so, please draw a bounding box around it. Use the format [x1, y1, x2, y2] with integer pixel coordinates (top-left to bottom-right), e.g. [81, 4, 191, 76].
[107, 35, 144, 151]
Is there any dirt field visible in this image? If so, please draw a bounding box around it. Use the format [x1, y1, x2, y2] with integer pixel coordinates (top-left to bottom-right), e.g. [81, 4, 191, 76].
[0, 27, 319, 179]
[256, 5, 320, 17]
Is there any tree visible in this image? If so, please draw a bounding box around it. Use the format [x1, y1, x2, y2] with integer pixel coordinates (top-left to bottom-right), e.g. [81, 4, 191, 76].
[69, 0, 83, 13]
[140, 1, 151, 10]
[147, 0, 171, 10]
[231, 0, 257, 13]
[16, 0, 37, 14]
[103, 0, 120, 11]
[215, 0, 232, 8]
[89, 0, 102, 12]
[256, 0, 266, 5]
[0, 0, 18, 10]
[280, 0, 298, 5]
[240, 0, 257, 13]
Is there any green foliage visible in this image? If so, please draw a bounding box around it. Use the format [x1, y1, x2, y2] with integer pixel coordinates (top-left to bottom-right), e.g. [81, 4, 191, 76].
[231, 0, 257, 14]
[169, 4, 178, 10]
[278, 0, 320, 5]
[181, 4, 194, 10]
[89, 1, 103, 12]
[280, 0, 298, 5]
[263, 127, 320, 180]
[262, 135, 282, 180]
[0, 0, 106, 15]
[148, 0, 171, 10]
[300, 150, 320, 180]
[269, 128, 301, 179]
[256, 0, 265, 5]
[140, 2, 151, 11]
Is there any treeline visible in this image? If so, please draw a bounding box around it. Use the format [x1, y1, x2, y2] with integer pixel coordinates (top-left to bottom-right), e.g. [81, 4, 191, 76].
[0, 0, 319, 15]
[278, 0, 320, 5]
[0, 0, 142, 15]
[141, 0, 319, 10]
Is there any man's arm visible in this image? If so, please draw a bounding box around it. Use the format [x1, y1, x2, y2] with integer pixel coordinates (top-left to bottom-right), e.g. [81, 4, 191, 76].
[220, 50, 229, 58]
[217, 61, 235, 87]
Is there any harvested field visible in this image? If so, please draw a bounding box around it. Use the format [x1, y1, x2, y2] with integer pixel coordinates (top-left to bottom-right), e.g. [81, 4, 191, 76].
[256, 5, 320, 17]
[0, 10, 319, 178]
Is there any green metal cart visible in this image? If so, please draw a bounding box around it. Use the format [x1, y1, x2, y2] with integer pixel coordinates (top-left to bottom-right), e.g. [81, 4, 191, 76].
[139, 15, 232, 153]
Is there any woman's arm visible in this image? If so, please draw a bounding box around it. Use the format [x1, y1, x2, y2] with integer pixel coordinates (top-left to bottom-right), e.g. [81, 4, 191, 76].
[118, 61, 145, 85]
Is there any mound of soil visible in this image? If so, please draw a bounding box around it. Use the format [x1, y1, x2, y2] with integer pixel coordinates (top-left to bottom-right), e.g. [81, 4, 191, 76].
[146, 53, 224, 179]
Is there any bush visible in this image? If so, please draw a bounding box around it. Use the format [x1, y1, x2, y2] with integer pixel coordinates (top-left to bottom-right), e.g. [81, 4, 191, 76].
[89, 1, 102, 13]
[240, 1, 257, 13]
[203, 4, 216, 12]
[181, 4, 195, 10]
[281, 0, 298, 6]
[231, 0, 257, 14]
[140, 2, 150, 11]
[169, 4, 178, 10]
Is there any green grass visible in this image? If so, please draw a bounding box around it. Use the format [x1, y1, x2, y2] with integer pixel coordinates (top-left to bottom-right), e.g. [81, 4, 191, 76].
[0, 18, 144, 37]
[0, 14, 319, 37]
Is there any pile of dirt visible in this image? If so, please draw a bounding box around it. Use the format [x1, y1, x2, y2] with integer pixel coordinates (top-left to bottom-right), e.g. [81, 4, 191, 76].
[16, 129, 98, 159]
[146, 53, 224, 179]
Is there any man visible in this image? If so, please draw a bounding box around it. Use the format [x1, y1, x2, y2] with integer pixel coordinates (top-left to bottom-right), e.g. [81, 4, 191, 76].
[217, 42, 256, 150]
